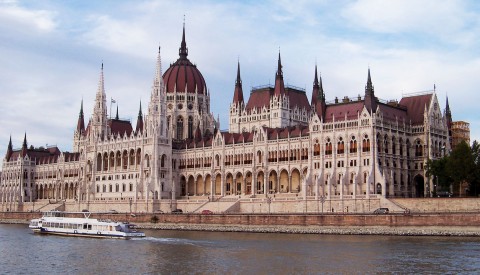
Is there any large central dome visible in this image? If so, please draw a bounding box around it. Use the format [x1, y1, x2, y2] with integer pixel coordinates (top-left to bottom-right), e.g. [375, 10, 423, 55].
[163, 25, 207, 95]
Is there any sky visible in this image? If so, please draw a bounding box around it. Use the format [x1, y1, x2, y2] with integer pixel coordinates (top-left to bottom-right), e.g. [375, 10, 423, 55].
[1, 0, 479, 167]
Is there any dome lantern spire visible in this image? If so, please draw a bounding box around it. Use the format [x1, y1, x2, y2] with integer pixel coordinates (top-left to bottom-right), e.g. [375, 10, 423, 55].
[179, 20, 188, 59]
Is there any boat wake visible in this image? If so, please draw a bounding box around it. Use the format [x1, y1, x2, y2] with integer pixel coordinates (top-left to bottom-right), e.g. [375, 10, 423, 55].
[135, 236, 214, 246]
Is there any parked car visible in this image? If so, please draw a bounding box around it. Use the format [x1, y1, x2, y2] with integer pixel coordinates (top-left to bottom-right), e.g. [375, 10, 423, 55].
[154, 210, 164, 214]
[81, 209, 89, 212]
[201, 210, 213, 215]
[373, 208, 389, 214]
[107, 209, 119, 214]
[171, 209, 183, 214]
[437, 191, 452, 197]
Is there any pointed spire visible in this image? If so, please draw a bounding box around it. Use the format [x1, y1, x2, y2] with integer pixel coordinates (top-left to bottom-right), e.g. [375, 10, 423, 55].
[179, 21, 188, 59]
[6, 135, 13, 161]
[311, 65, 326, 119]
[365, 68, 374, 96]
[194, 121, 202, 141]
[232, 61, 244, 104]
[155, 45, 163, 83]
[76, 99, 85, 133]
[136, 101, 144, 134]
[115, 105, 119, 120]
[21, 133, 28, 157]
[97, 62, 105, 96]
[273, 51, 286, 97]
[364, 68, 377, 113]
[276, 50, 283, 78]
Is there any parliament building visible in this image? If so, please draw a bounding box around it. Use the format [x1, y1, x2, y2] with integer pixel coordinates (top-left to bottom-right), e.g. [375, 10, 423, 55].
[0, 25, 452, 213]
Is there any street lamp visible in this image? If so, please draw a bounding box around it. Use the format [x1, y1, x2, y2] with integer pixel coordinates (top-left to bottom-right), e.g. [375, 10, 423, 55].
[129, 198, 132, 213]
[267, 197, 272, 214]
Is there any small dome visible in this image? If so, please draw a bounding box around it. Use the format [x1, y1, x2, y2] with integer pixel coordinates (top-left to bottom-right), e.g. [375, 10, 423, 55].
[163, 26, 207, 95]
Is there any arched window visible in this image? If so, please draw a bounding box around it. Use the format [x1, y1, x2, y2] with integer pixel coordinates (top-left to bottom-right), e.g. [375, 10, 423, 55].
[176, 116, 184, 140]
[415, 140, 423, 157]
[350, 136, 357, 153]
[337, 137, 344, 154]
[188, 116, 193, 139]
[314, 140, 320, 156]
[362, 135, 370, 152]
[325, 138, 332, 155]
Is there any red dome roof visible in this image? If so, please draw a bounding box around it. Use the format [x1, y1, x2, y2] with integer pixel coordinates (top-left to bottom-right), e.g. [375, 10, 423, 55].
[163, 26, 207, 95]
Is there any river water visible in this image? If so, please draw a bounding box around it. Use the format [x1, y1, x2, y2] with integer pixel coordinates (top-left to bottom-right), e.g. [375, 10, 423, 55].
[1, 224, 479, 274]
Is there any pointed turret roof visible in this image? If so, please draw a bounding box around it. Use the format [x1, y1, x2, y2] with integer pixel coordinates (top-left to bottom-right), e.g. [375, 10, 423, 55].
[98, 63, 105, 96]
[232, 61, 244, 104]
[365, 68, 374, 96]
[273, 51, 286, 97]
[76, 99, 85, 133]
[364, 68, 377, 113]
[179, 22, 188, 60]
[115, 105, 119, 120]
[5, 135, 13, 161]
[21, 133, 27, 157]
[135, 101, 143, 134]
[194, 122, 202, 141]
[311, 65, 326, 119]
[155, 46, 163, 84]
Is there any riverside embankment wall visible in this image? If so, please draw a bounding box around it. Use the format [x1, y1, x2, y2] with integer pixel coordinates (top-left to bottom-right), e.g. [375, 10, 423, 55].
[3, 212, 480, 227]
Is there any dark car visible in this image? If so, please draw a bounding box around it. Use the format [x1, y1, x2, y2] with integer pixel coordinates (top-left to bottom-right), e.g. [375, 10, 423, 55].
[373, 208, 389, 214]
[171, 209, 183, 214]
[201, 209, 213, 215]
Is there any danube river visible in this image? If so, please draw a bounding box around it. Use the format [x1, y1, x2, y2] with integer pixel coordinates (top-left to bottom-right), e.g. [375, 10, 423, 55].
[1, 224, 479, 274]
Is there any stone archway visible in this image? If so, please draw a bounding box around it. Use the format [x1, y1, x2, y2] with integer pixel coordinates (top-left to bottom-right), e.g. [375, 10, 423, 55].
[279, 170, 289, 193]
[179, 176, 187, 196]
[291, 169, 301, 193]
[235, 173, 243, 195]
[196, 175, 204, 195]
[414, 174, 425, 197]
[257, 171, 265, 194]
[214, 174, 221, 195]
[187, 175, 195, 196]
[269, 171, 278, 193]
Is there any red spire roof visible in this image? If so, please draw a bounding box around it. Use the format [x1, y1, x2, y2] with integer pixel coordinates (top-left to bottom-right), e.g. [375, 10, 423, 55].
[135, 101, 143, 134]
[232, 61, 244, 104]
[163, 23, 207, 95]
[273, 51, 285, 97]
[76, 100, 85, 134]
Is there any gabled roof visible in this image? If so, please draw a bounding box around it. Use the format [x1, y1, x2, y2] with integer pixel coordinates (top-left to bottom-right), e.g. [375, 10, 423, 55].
[262, 125, 309, 140]
[108, 119, 133, 137]
[7, 146, 61, 164]
[324, 102, 364, 122]
[245, 86, 311, 112]
[399, 93, 433, 125]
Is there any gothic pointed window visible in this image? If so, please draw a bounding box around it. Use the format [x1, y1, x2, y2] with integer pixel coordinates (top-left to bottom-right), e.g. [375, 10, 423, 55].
[188, 116, 193, 139]
[337, 137, 344, 154]
[350, 136, 357, 153]
[325, 138, 332, 155]
[362, 135, 370, 152]
[177, 116, 184, 140]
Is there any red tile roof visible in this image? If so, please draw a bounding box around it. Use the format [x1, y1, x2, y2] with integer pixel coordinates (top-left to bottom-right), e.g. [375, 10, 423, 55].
[108, 119, 133, 137]
[245, 86, 310, 112]
[399, 94, 432, 125]
[324, 102, 364, 122]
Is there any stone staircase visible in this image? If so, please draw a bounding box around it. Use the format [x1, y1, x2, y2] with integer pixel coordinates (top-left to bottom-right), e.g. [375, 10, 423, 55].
[193, 196, 240, 214]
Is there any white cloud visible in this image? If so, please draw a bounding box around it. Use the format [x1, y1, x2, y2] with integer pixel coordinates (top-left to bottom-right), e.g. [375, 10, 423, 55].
[342, 0, 479, 46]
[0, 1, 57, 32]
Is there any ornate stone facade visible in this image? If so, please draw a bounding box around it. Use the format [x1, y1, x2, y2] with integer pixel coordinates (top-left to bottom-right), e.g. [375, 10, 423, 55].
[0, 26, 451, 212]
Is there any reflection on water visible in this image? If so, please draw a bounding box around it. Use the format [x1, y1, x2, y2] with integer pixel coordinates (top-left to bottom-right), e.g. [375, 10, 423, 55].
[1, 224, 480, 274]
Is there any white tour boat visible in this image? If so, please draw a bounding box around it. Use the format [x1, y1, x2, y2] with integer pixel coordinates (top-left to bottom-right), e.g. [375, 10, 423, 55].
[29, 211, 145, 239]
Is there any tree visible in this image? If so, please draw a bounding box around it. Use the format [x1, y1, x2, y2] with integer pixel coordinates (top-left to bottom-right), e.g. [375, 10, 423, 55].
[425, 157, 451, 193]
[470, 140, 480, 196]
[447, 140, 475, 196]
